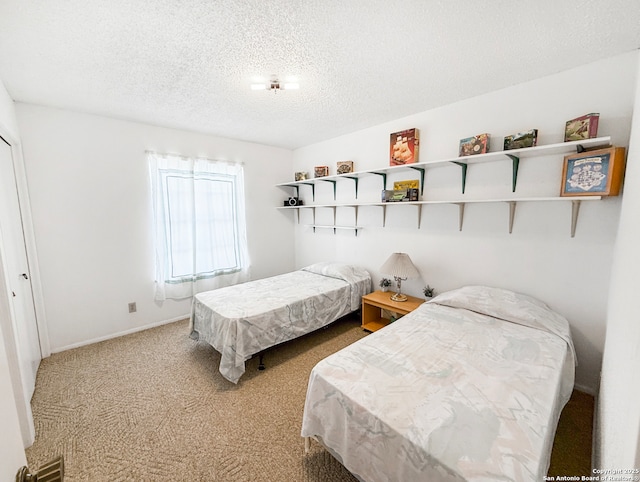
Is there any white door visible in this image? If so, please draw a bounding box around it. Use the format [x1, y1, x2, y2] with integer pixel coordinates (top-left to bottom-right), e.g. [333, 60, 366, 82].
[0, 135, 41, 400]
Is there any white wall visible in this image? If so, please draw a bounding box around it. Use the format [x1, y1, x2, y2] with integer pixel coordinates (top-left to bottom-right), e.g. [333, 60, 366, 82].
[291, 51, 639, 393]
[0, 77, 19, 140]
[0, 78, 28, 481]
[15, 104, 295, 352]
[596, 59, 640, 468]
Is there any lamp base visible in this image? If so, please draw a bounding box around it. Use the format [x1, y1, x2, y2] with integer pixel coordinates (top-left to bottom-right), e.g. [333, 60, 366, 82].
[390, 292, 408, 302]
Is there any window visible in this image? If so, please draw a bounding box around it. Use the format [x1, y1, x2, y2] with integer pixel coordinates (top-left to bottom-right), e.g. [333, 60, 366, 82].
[148, 152, 249, 300]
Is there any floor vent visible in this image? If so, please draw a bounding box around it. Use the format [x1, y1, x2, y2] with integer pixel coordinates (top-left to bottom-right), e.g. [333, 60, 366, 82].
[16, 455, 64, 482]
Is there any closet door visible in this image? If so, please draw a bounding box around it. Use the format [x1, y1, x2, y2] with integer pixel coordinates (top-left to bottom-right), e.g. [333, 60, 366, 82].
[0, 135, 40, 400]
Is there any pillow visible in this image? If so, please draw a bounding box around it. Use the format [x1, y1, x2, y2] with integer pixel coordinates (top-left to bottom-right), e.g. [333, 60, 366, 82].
[301, 262, 368, 282]
[431, 285, 551, 320]
[430, 285, 575, 365]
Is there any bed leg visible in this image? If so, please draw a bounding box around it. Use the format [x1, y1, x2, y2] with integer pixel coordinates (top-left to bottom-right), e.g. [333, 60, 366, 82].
[304, 437, 310, 454]
[258, 352, 265, 370]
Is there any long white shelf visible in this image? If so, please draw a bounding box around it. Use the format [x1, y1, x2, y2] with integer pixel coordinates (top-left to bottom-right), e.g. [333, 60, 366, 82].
[304, 225, 363, 236]
[280, 196, 601, 237]
[276, 136, 612, 198]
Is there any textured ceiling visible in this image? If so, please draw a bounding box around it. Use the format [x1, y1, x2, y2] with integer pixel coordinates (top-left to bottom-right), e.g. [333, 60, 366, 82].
[0, 0, 639, 150]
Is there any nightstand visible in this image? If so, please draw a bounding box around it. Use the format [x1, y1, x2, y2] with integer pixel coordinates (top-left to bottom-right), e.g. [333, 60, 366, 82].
[361, 290, 425, 332]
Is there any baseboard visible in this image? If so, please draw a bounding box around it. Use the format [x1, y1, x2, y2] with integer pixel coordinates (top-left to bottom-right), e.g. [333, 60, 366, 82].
[51, 314, 190, 354]
[574, 382, 597, 397]
[591, 390, 600, 471]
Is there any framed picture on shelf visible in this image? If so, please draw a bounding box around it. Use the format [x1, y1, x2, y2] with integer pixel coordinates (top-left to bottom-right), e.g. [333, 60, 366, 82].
[459, 133, 490, 156]
[560, 146, 626, 197]
[390, 128, 419, 166]
[295, 171, 308, 181]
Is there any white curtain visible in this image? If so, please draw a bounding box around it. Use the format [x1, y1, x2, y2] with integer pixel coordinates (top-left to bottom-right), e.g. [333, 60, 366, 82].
[148, 152, 250, 301]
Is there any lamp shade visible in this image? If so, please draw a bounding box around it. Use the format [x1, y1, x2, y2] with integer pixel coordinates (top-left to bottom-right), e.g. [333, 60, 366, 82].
[380, 252, 420, 280]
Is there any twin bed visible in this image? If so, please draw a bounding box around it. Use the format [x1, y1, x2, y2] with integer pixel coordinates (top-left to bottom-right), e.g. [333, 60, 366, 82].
[190, 267, 576, 481]
[189, 262, 372, 383]
[301, 285, 576, 481]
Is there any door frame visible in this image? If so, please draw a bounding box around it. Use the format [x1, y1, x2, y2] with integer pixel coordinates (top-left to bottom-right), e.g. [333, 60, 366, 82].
[0, 123, 49, 448]
[0, 129, 49, 358]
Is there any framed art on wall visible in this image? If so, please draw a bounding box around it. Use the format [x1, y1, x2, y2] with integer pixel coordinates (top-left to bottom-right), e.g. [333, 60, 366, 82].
[560, 146, 626, 196]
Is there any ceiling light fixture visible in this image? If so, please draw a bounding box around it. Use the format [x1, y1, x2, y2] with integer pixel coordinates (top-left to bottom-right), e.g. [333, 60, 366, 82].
[251, 76, 299, 92]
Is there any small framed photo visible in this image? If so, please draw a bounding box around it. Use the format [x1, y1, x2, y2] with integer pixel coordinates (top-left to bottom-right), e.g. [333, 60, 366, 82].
[294, 171, 308, 181]
[459, 133, 490, 156]
[564, 113, 599, 142]
[560, 147, 626, 197]
[336, 160, 354, 174]
[314, 165, 329, 178]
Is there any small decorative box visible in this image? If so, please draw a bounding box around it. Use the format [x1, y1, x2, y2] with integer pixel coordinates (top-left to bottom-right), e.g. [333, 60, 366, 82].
[336, 161, 354, 174]
[459, 133, 490, 156]
[564, 113, 599, 142]
[503, 129, 538, 150]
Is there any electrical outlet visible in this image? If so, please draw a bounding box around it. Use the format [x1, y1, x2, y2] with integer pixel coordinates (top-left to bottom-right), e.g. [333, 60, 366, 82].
[128, 302, 137, 313]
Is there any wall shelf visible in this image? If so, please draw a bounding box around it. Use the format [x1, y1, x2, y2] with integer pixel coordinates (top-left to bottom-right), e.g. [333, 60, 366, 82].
[277, 136, 613, 237]
[279, 196, 601, 237]
[276, 136, 611, 199]
[304, 225, 363, 236]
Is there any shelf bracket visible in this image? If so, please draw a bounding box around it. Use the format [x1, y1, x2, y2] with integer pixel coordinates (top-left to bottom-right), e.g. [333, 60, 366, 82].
[417, 204, 423, 229]
[408, 166, 426, 195]
[381, 204, 387, 227]
[505, 154, 520, 192]
[452, 162, 468, 194]
[571, 200, 581, 238]
[301, 182, 315, 201]
[576, 144, 586, 154]
[354, 205, 359, 225]
[372, 172, 388, 191]
[508, 201, 516, 234]
[456, 202, 465, 231]
[345, 176, 359, 198]
[319, 179, 337, 200]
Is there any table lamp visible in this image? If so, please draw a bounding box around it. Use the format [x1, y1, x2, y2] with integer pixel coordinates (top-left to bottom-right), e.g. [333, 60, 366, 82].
[380, 252, 420, 302]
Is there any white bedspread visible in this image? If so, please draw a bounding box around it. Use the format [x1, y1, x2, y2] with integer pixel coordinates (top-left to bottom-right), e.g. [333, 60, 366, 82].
[301, 286, 576, 482]
[190, 262, 371, 383]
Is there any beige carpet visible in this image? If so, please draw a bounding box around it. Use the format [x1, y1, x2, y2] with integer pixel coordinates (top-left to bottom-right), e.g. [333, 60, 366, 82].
[26, 314, 592, 481]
